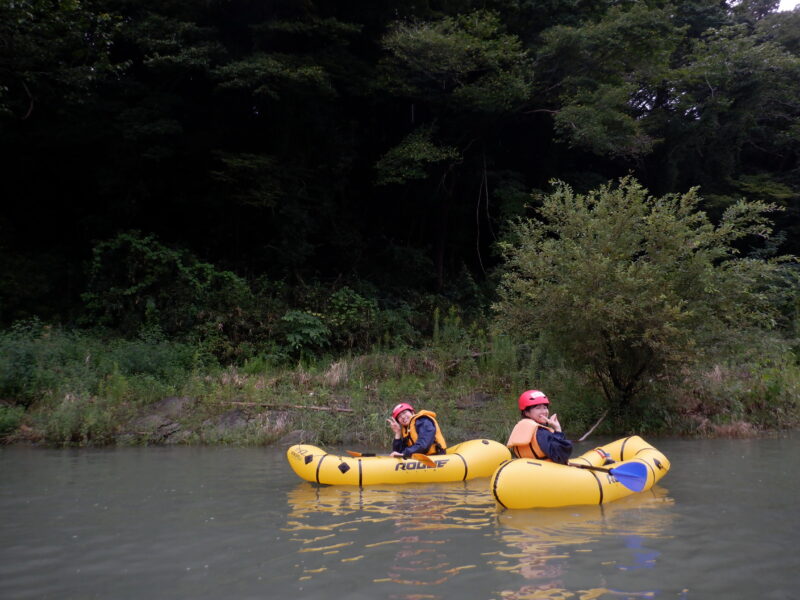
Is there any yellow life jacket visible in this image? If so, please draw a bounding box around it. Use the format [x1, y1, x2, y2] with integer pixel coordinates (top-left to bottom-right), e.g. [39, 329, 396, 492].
[506, 418, 554, 461]
[401, 410, 447, 455]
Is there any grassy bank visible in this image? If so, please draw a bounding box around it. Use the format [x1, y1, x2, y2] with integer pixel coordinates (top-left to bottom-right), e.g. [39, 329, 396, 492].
[1, 323, 799, 447]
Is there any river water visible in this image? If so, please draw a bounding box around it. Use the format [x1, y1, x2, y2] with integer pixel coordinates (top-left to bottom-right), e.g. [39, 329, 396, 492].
[1, 435, 797, 599]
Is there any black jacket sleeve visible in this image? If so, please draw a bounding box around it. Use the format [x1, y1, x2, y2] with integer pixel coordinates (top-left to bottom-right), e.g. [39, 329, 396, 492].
[535, 428, 573, 465]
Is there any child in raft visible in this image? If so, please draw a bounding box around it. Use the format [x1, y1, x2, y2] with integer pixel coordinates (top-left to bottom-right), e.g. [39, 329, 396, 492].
[387, 402, 447, 458]
[506, 390, 573, 464]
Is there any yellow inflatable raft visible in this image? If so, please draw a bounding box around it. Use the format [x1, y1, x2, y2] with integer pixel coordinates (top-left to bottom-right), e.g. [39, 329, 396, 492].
[287, 438, 512, 486]
[490, 435, 670, 509]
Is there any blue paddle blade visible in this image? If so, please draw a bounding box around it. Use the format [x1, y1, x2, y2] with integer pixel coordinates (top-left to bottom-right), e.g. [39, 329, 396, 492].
[609, 462, 648, 492]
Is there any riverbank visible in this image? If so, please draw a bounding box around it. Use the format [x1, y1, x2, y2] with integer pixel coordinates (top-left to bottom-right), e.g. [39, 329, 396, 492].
[1, 354, 522, 448]
[3, 346, 798, 448]
[3, 319, 799, 447]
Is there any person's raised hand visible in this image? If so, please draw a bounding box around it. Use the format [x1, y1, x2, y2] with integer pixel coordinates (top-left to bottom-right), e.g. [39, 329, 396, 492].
[387, 417, 401, 436]
[547, 413, 562, 432]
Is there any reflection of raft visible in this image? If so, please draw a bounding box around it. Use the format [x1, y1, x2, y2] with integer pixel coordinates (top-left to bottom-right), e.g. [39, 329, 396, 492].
[286, 479, 494, 525]
[495, 487, 674, 542]
[490, 436, 670, 509]
[287, 439, 512, 486]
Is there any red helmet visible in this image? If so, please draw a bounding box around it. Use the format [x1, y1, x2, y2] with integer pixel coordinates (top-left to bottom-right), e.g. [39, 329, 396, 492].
[391, 402, 414, 420]
[518, 390, 549, 411]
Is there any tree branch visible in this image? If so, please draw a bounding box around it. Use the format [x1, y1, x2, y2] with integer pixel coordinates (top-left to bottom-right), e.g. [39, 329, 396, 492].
[22, 81, 34, 120]
[578, 408, 609, 442]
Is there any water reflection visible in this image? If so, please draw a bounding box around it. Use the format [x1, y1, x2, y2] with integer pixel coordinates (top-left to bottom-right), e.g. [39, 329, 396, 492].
[287, 480, 494, 525]
[285, 480, 676, 598]
[491, 487, 675, 599]
[285, 480, 495, 588]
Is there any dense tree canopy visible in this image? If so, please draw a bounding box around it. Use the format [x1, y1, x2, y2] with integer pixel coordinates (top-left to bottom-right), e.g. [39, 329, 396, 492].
[1, 0, 799, 349]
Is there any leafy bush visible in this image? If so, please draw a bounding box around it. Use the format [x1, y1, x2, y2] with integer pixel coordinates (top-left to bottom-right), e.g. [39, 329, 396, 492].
[280, 310, 330, 361]
[671, 347, 800, 434]
[42, 395, 126, 446]
[0, 320, 201, 409]
[0, 404, 24, 437]
[432, 306, 470, 349]
[101, 338, 200, 381]
[82, 232, 273, 362]
[495, 176, 793, 413]
[0, 319, 96, 406]
[324, 287, 377, 350]
[372, 302, 421, 348]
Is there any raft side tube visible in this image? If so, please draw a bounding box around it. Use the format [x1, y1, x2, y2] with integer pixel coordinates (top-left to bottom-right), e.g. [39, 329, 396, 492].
[287, 439, 511, 486]
[488, 436, 671, 509]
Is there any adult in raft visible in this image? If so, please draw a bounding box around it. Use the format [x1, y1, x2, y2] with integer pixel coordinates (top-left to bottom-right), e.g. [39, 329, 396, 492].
[507, 390, 573, 464]
[387, 402, 447, 458]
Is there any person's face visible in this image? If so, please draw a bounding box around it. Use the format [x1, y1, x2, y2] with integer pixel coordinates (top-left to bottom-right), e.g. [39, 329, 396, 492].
[396, 410, 413, 426]
[525, 403, 549, 424]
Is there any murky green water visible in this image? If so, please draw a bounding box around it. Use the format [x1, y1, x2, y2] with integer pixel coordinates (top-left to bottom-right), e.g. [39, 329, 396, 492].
[1, 435, 797, 599]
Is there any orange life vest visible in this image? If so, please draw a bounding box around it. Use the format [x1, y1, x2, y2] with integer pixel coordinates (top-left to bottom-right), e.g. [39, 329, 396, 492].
[401, 410, 447, 455]
[506, 418, 554, 461]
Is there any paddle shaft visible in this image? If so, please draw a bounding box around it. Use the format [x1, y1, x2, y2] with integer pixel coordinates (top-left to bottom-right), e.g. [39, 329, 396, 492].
[568, 462, 616, 474]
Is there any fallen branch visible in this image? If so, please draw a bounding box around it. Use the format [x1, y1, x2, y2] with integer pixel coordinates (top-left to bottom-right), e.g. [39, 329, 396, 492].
[578, 408, 609, 442]
[226, 402, 353, 413]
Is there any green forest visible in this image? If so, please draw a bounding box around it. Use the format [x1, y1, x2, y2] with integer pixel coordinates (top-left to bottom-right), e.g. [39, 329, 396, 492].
[1, 0, 799, 446]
